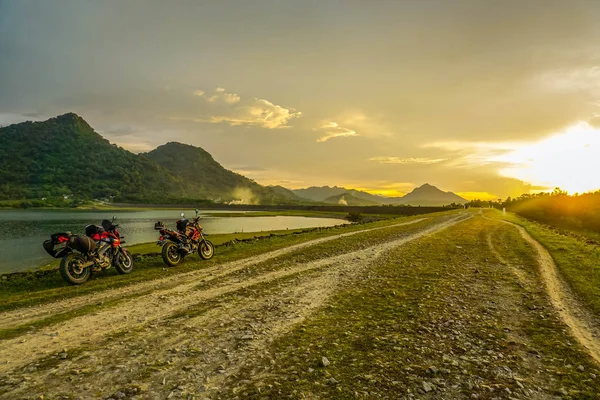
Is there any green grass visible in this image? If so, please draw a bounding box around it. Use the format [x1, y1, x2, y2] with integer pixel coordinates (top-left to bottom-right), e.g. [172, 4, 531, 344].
[490, 209, 600, 318]
[221, 216, 600, 399]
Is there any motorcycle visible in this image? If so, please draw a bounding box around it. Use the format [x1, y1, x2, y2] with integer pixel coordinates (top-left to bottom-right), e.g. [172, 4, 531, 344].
[154, 209, 214, 266]
[43, 216, 134, 285]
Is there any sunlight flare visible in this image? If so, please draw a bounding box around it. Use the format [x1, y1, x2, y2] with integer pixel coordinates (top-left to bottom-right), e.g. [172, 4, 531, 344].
[493, 122, 600, 194]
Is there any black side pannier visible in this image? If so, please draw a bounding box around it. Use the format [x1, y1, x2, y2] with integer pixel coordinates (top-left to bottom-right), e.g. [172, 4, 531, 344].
[154, 221, 165, 230]
[70, 235, 96, 254]
[85, 224, 104, 238]
[42, 232, 72, 258]
[176, 219, 189, 232]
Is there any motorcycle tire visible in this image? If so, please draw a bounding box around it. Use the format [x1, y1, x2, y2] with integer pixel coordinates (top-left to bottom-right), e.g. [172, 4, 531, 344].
[162, 242, 183, 266]
[60, 253, 91, 285]
[115, 249, 134, 274]
[199, 240, 214, 260]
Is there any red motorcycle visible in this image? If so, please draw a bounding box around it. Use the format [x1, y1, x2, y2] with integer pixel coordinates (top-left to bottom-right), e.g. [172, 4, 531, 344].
[43, 216, 134, 285]
[154, 209, 214, 266]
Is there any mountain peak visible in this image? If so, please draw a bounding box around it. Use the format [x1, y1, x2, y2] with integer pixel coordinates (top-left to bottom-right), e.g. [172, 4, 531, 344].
[149, 141, 214, 161]
[401, 183, 467, 205]
[53, 112, 87, 125]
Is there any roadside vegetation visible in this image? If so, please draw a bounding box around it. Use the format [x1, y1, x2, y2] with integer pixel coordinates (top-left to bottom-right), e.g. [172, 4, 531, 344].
[468, 189, 600, 241]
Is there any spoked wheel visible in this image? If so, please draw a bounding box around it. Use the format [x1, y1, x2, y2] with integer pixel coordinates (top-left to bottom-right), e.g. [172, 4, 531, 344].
[59, 253, 91, 285]
[199, 240, 214, 260]
[162, 242, 183, 266]
[115, 249, 134, 274]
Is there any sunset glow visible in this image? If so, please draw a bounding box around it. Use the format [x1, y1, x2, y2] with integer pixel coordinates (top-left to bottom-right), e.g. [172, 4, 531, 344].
[494, 123, 600, 194]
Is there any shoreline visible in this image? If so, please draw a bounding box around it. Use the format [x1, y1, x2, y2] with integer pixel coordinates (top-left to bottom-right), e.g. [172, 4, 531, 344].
[0, 224, 353, 279]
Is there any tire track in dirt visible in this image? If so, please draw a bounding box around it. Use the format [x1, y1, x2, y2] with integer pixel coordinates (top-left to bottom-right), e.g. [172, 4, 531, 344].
[0, 213, 470, 378]
[4, 249, 371, 399]
[486, 230, 529, 287]
[497, 218, 600, 365]
[0, 218, 429, 330]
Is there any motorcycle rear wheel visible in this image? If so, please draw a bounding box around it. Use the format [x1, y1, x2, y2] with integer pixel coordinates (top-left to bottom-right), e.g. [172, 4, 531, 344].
[162, 242, 182, 266]
[199, 240, 214, 260]
[60, 253, 91, 285]
[115, 249, 134, 274]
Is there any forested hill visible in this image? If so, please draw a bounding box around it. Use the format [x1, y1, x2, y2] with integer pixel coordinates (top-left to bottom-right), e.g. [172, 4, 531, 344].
[0, 113, 298, 204]
[143, 142, 304, 203]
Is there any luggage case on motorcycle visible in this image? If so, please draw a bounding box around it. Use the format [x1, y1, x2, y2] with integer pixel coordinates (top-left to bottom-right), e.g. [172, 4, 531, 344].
[176, 219, 189, 232]
[42, 232, 72, 258]
[85, 224, 104, 240]
[70, 235, 97, 254]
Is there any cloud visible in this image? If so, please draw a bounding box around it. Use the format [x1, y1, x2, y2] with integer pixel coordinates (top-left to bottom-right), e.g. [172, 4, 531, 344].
[207, 87, 241, 104]
[534, 66, 600, 94]
[176, 88, 301, 129]
[210, 98, 301, 129]
[314, 121, 357, 142]
[0, 112, 45, 127]
[425, 122, 600, 193]
[369, 156, 448, 164]
[422, 141, 520, 168]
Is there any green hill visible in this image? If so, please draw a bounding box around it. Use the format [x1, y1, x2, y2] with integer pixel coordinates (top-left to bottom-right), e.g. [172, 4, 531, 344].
[0, 113, 182, 202]
[143, 142, 295, 203]
[0, 113, 300, 205]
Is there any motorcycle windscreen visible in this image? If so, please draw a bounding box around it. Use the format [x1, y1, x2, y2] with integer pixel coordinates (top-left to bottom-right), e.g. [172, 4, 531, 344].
[70, 235, 97, 254]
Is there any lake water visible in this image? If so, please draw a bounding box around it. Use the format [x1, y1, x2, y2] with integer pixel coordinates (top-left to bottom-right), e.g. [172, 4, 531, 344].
[0, 209, 348, 274]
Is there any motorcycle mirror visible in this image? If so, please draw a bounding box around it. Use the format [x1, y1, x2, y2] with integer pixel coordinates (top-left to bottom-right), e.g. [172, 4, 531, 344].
[112, 215, 116, 221]
[195, 208, 199, 215]
[180, 212, 185, 217]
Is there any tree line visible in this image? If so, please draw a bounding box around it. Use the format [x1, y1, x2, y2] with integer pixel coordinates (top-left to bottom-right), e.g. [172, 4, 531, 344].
[467, 189, 600, 233]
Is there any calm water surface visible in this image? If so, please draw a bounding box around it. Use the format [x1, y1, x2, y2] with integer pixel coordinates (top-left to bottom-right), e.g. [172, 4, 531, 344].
[0, 209, 348, 273]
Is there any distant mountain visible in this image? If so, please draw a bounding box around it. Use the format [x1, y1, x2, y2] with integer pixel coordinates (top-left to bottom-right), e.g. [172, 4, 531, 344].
[292, 186, 349, 202]
[323, 192, 382, 206]
[0, 113, 301, 204]
[266, 185, 307, 202]
[396, 183, 467, 206]
[293, 186, 389, 204]
[292, 183, 466, 206]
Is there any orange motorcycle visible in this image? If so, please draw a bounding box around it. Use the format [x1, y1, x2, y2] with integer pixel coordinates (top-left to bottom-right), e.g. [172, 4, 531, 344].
[154, 209, 214, 266]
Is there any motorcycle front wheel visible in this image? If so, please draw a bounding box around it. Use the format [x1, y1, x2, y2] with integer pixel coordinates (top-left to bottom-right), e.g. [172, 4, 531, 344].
[60, 253, 91, 285]
[115, 248, 134, 274]
[199, 240, 214, 260]
[162, 242, 183, 266]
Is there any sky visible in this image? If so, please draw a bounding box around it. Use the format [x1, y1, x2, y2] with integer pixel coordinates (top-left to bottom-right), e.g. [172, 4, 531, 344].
[1, 0, 600, 200]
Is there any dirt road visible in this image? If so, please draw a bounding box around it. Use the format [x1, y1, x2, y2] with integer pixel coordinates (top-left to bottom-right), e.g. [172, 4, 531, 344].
[504, 221, 600, 364]
[0, 213, 470, 399]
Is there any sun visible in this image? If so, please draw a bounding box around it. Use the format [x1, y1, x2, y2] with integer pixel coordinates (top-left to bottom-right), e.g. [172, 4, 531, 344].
[493, 122, 600, 194]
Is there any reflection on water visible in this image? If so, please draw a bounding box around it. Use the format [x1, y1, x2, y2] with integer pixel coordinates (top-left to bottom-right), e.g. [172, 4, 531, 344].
[0, 209, 347, 273]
